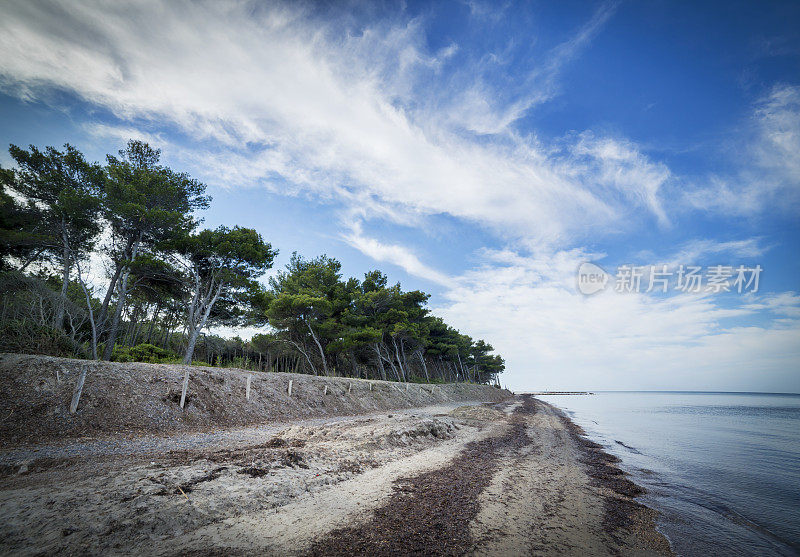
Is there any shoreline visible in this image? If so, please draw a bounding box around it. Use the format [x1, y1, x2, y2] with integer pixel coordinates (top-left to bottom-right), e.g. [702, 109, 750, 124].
[548, 401, 673, 555]
[0, 392, 671, 555]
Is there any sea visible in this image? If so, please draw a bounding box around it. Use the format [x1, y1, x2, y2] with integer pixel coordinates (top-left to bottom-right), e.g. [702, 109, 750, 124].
[536, 392, 800, 557]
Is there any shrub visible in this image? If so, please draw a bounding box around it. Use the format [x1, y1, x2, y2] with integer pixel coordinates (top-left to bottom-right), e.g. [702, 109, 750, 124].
[113, 343, 174, 363]
[0, 320, 85, 358]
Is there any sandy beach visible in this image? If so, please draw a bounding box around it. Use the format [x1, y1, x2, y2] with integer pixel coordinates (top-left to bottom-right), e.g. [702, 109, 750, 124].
[0, 386, 671, 555]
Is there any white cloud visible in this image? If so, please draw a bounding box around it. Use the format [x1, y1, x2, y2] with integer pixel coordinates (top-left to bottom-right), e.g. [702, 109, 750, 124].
[332, 232, 799, 390]
[686, 84, 800, 215]
[663, 237, 769, 267]
[0, 0, 668, 247]
[754, 84, 800, 181]
[342, 222, 454, 287]
[569, 132, 670, 226]
[435, 248, 800, 391]
[83, 123, 167, 150]
[444, 2, 619, 136]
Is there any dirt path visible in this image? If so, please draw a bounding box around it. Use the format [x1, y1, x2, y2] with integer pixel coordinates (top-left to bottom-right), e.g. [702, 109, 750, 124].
[0, 396, 671, 556]
[0, 403, 496, 555]
[0, 403, 472, 468]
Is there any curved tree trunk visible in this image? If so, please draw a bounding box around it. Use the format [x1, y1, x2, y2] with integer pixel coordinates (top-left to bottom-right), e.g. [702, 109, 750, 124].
[305, 319, 329, 376]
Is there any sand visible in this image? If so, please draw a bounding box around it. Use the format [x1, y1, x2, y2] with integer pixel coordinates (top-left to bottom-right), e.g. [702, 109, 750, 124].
[0, 390, 671, 556]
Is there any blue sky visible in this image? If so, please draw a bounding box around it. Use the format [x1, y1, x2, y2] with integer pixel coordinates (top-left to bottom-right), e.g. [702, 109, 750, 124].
[1, 0, 798, 391]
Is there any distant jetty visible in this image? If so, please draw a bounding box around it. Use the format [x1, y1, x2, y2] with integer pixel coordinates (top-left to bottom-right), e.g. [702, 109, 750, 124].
[530, 391, 595, 395]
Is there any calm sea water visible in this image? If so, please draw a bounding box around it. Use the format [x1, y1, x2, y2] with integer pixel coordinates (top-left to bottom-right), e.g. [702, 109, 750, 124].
[536, 392, 800, 557]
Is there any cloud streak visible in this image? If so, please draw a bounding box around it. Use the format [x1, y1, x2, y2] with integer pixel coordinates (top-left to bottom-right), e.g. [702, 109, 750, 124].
[0, 0, 668, 246]
[685, 84, 800, 216]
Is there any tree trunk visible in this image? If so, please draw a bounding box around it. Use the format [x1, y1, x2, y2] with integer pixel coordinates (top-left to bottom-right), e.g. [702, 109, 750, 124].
[182, 280, 223, 365]
[392, 336, 405, 381]
[373, 344, 387, 381]
[183, 326, 201, 365]
[54, 243, 71, 329]
[417, 351, 429, 382]
[145, 303, 160, 344]
[75, 260, 98, 360]
[101, 267, 130, 360]
[305, 319, 329, 376]
[98, 262, 123, 331]
[400, 339, 409, 378]
[456, 352, 467, 381]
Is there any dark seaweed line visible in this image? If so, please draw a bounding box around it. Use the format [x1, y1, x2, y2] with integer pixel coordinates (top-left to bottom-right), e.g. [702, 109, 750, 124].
[306, 397, 537, 557]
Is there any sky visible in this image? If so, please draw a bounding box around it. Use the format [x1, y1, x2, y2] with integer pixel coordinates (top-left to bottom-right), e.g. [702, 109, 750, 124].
[0, 0, 798, 392]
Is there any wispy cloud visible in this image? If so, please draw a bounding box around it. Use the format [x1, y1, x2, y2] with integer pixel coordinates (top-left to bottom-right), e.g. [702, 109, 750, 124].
[686, 84, 800, 215]
[342, 229, 454, 287]
[0, 0, 669, 247]
[444, 1, 619, 135]
[83, 123, 166, 150]
[668, 237, 769, 263]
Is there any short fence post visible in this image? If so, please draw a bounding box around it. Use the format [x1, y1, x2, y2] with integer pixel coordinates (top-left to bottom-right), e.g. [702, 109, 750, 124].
[246, 374, 252, 400]
[180, 369, 190, 409]
[348, 383, 352, 393]
[287, 380, 293, 397]
[69, 365, 88, 414]
[323, 385, 328, 395]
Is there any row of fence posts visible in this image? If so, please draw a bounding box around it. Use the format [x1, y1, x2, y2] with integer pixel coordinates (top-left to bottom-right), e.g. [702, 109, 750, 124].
[59, 363, 441, 413]
[177, 371, 438, 409]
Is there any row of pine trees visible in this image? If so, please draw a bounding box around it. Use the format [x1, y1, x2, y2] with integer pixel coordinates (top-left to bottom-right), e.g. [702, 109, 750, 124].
[0, 140, 504, 385]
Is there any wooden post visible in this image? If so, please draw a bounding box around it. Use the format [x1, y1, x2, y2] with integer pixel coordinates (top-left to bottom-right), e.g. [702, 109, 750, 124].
[180, 369, 190, 409]
[369, 382, 373, 391]
[246, 374, 252, 400]
[405, 383, 409, 391]
[69, 365, 88, 414]
[323, 385, 328, 395]
[287, 380, 293, 397]
[348, 383, 352, 393]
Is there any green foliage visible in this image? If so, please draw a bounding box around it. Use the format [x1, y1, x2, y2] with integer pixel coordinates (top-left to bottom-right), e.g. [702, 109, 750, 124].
[113, 343, 175, 363]
[104, 140, 210, 246]
[2, 143, 105, 257]
[0, 320, 82, 357]
[0, 178, 46, 269]
[0, 139, 505, 384]
[0, 271, 91, 357]
[263, 254, 505, 383]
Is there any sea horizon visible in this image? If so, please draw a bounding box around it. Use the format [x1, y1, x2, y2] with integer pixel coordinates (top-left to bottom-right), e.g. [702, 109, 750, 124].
[529, 390, 800, 395]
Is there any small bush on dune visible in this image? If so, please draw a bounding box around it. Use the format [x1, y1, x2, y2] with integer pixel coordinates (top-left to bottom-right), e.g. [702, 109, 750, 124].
[113, 343, 175, 364]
